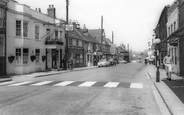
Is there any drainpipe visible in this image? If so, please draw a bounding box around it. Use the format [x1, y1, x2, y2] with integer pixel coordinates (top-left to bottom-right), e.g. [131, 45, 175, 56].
[5, 6, 7, 76]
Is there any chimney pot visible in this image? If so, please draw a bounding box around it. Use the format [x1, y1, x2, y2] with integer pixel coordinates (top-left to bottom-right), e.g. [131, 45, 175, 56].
[52, 5, 54, 8]
[49, 5, 51, 8]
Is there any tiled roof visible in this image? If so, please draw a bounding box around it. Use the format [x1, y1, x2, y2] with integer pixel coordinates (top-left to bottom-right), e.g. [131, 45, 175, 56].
[68, 27, 85, 41]
[117, 46, 128, 53]
[88, 29, 103, 43]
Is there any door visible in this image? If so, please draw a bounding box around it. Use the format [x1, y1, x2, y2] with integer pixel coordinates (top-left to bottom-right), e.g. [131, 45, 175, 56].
[60, 49, 62, 68]
[52, 49, 57, 68]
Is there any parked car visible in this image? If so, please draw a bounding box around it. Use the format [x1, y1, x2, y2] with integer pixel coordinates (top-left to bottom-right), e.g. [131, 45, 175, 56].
[97, 59, 110, 67]
[108, 58, 117, 66]
[119, 60, 128, 64]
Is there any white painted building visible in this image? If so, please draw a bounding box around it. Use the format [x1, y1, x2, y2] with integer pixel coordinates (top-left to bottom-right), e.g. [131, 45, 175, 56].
[6, 1, 65, 75]
[166, 1, 180, 74]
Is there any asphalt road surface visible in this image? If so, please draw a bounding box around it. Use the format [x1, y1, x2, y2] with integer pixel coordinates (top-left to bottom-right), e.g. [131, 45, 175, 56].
[0, 63, 163, 115]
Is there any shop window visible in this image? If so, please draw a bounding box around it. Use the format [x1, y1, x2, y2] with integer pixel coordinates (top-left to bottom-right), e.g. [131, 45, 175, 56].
[23, 48, 29, 64]
[15, 48, 21, 64]
[80, 54, 83, 63]
[75, 54, 80, 63]
[35, 26, 39, 40]
[175, 48, 177, 64]
[35, 49, 40, 63]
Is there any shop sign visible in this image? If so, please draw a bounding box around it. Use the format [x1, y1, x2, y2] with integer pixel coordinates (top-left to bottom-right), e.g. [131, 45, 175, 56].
[65, 25, 73, 31]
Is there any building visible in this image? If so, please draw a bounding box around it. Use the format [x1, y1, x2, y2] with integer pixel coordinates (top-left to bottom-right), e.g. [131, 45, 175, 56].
[81, 26, 100, 66]
[154, 5, 170, 67]
[116, 46, 129, 62]
[104, 38, 117, 58]
[88, 29, 110, 60]
[6, 1, 65, 75]
[0, 0, 9, 77]
[165, 1, 180, 74]
[67, 24, 86, 68]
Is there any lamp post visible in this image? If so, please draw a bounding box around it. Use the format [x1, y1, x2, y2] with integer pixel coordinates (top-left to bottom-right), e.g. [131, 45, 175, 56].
[155, 38, 161, 82]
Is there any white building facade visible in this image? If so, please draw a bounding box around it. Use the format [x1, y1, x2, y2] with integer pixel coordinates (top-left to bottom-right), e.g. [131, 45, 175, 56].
[166, 2, 180, 74]
[6, 1, 65, 75]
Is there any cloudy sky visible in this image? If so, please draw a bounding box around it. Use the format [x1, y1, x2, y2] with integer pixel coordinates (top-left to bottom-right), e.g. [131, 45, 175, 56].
[16, 0, 174, 52]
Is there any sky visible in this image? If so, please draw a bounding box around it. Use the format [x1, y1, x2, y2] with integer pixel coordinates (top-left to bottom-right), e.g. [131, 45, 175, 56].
[16, 0, 174, 52]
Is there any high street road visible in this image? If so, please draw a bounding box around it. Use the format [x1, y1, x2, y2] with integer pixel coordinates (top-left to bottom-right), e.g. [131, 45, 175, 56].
[0, 63, 168, 115]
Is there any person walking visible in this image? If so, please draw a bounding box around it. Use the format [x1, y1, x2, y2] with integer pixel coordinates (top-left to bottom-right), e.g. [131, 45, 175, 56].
[163, 51, 173, 81]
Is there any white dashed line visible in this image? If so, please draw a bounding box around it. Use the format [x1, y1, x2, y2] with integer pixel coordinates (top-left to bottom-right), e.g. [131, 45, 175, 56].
[130, 83, 143, 89]
[8, 81, 33, 86]
[78, 81, 96, 87]
[103, 82, 120, 88]
[53, 81, 74, 86]
[31, 81, 53, 86]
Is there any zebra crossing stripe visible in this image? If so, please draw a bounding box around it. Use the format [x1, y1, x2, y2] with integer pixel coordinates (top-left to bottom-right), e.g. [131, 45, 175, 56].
[78, 81, 96, 87]
[130, 83, 143, 89]
[31, 81, 53, 86]
[53, 81, 74, 86]
[8, 81, 33, 86]
[103, 82, 119, 88]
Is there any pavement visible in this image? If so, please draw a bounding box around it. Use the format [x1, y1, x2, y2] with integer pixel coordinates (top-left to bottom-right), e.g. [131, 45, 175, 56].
[0, 66, 97, 82]
[146, 64, 184, 115]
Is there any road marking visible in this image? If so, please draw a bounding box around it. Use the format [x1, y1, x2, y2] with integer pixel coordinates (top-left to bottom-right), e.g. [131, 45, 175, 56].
[53, 81, 74, 86]
[103, 82, 120, 88]
[130, 83, 143, 89]
[8, 81, 33, 86]
[0, 81, 15, 86]
[31, 81, 53, 86]
[78, 81, 96, 87]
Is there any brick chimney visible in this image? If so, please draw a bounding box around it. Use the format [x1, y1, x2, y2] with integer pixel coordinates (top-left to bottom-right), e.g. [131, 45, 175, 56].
[47, 4, 56, 18]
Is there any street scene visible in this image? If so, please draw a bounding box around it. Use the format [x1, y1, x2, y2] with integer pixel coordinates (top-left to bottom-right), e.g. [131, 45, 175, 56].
[1, 0, 184, 115]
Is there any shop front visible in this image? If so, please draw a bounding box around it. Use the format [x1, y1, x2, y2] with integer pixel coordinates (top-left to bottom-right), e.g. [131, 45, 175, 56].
[69, 48, 84, 68]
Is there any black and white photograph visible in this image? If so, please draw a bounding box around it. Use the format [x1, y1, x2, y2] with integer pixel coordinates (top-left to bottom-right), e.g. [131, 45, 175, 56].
[0, 0, 184, 114]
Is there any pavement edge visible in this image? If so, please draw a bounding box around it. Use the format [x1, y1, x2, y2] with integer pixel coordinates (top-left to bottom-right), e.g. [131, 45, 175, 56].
[145, 70, 173, 115]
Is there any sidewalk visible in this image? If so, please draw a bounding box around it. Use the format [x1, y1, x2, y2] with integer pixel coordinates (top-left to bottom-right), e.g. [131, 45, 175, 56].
[0, 66, 97, 82]
[146, 65, 184, 115]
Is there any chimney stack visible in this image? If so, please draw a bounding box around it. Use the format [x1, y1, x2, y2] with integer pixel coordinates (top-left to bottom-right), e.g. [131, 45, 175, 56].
[47, 4, 56, 18]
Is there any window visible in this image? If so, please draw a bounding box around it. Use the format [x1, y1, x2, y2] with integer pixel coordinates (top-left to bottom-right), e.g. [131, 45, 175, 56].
[46, 29, 50, 40]
[69, 38, 72, 46]
[23, 48, 29, 64]
[171, 24, 173, 34]
[0, 9, 4, 28]
[55, 30, 58, 39]
[175, 48, 177, 64]
[168, 27, 170, 36]
[35, 49, 40, 63]
[15, 48, 21, 64]
[174, 22, 176, 32]
[76, 40, 79, 46]
[35, 26, 39, 39]
[16, 20, 21, 36]
[60, 31, 62, 39]
[23, 21, 28, 37]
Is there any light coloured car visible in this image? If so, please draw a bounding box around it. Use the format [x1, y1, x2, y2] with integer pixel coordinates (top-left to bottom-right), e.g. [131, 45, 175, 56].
[119, 60, 128, 64]
[97, 59, 110, 67]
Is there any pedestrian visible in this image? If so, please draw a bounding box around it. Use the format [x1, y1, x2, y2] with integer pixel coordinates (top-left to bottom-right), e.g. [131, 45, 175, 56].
[163, 51, 173, 81]
[62, 58, 67, 70]
[69, 57, 73, 70]
[144, 58, 147, 65]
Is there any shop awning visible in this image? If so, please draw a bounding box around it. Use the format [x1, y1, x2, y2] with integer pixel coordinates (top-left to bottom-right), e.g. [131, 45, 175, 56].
[164, 25, 184, 43]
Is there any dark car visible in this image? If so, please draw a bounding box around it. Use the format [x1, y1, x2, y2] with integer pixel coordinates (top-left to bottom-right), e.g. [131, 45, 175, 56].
[109, 58, 117, 66]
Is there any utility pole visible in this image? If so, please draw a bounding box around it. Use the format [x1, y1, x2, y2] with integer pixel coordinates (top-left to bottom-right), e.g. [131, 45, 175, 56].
[65, 0, 69, 69]
[100, 15, 103, 59]
[101, 15, 103, 44]
[112, 31, 114, 44]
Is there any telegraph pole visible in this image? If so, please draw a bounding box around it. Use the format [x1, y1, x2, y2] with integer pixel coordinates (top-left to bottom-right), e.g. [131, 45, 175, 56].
[112, 31, 114, 44]
[65, 0, 69, 69]
[101, 15, 103, 44]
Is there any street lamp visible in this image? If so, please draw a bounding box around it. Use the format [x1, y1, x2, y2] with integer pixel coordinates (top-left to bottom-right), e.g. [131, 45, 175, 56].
[155, 38, 161, 82]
